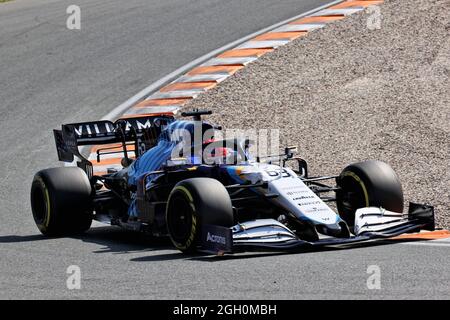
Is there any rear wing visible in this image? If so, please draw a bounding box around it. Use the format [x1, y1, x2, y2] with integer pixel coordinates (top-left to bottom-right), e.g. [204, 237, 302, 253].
[53, 114, 175, 169]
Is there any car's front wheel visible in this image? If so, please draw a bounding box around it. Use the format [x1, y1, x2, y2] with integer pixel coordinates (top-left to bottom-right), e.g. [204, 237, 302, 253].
[166, 178, 234, 253]
[336, 160, 404, 231]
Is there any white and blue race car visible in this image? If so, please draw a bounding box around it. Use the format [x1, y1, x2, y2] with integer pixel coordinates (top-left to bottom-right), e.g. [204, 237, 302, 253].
[30, 110, 435, 254]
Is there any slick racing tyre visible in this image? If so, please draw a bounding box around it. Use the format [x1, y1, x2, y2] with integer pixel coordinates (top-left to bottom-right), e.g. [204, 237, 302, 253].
[166, 178, 234, 253]
[336, 160, 404, 231]
[30, 167, 93, 236]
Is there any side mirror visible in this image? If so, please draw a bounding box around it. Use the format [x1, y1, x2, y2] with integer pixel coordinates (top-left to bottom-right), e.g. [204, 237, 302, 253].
[284, 146, 298, 159]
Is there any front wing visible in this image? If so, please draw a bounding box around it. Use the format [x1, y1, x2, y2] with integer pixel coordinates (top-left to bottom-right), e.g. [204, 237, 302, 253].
[200, 202, 435, 254]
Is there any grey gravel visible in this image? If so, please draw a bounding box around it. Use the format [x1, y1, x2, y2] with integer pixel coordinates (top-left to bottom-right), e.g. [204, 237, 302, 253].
[187, 0, 450, 229]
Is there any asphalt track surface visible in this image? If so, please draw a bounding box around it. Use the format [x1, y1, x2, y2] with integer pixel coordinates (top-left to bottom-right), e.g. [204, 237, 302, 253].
[0, 0, 448, 299]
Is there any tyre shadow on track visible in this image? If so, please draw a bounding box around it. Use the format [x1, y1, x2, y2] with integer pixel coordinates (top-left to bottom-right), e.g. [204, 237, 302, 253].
[0, 234, 45, 243]
[0, 226, 176, 256]
[78, 226, 174, 255]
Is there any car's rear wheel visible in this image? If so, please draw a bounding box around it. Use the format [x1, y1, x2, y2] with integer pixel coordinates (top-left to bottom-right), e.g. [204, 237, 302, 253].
[336, 160, 404, 231]
[30, 167, 93, 236]
[166, 178, 234, 253]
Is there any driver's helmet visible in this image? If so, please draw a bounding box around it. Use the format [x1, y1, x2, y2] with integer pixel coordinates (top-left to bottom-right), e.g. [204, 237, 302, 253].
[159, 120, 240, 165]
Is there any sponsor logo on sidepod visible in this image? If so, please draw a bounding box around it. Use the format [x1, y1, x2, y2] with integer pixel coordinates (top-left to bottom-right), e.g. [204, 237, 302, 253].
[207, 232, 226, 245]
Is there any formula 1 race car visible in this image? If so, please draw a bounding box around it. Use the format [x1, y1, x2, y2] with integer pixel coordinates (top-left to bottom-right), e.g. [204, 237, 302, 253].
[30, 110, 435, 254]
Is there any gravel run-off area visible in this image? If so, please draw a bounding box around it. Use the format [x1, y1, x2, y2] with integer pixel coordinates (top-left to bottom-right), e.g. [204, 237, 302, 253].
[186, 0, 450, 228]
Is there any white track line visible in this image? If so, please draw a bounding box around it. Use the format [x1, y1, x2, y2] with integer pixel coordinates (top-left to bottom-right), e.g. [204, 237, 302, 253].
[236, 40, 290, 49]
[201, 57, 258, 66]
[175, 74, 228, 83]
[274, 24, 326, 32]
[310, 8, 363, 16]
